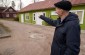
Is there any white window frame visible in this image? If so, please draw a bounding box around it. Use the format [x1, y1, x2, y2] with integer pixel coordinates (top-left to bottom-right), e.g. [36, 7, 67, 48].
[51, 11, 58, 15]
[33, 12, 46, 21]
[70, 10, 84, 24]
[25, 13, 29, 20]
[33, 13, 36, 21]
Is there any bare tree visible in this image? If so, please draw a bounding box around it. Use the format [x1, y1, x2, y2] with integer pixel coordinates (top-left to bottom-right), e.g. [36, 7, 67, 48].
[1, 0, 11, 7]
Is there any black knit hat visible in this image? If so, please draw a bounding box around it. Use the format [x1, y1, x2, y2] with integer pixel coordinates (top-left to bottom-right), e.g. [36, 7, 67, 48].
[54, 1, 72, 11]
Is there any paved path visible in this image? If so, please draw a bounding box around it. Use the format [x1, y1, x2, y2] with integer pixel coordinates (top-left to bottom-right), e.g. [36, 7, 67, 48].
[0, 20, 85, 55]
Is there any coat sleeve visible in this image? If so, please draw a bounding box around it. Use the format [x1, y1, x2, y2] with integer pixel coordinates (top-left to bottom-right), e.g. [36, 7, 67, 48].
[64, 22, 80, 55]
[39, 15, 58, 27]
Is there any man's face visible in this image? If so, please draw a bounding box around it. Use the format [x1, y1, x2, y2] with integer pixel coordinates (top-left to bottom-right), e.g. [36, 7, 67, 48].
[55, 7, 63, 17]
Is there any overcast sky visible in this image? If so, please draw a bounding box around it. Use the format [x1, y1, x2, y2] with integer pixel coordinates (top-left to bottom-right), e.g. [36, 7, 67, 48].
[10, 0, 34, 10]
[0, 0, 44, 10]
[0, 0, 33, 10]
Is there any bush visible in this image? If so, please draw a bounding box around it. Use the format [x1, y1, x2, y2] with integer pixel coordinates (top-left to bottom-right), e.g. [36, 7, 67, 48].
[14, 17, 19, 21]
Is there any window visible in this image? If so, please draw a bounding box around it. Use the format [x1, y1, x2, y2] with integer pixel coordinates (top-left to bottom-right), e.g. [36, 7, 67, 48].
[70, 10, 77, 14]
[9, 9, 13, 12]
[70, 10, 84, 24]
[77, 11, 83, 23]
[51, 11, 58, 15]
[25, 13, 29, 20]
[33, 13, 36, 21]
[25, 14, 29, 20]
[13, 14, 17, 17]
[6, 14, 9, 17]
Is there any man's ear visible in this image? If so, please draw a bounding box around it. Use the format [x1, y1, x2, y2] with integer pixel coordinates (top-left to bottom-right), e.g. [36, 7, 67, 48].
[60, 9, 63, 14]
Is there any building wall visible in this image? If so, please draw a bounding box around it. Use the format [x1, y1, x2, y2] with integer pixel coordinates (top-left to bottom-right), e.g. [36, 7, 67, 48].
[27, 9, 58, 25]
[19, 5, 85, 30]
[72, 5, 85, 30]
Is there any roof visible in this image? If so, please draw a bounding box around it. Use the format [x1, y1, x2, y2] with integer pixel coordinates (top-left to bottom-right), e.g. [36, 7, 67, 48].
[0, 7, 7, 12]
[71, 0, 85, 5]
[0, 6, 17, 13]
[19, 0, 85, 12]
[2, 7, 17, 13]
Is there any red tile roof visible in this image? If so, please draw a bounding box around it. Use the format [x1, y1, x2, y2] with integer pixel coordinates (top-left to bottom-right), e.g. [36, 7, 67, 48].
[19, 0, 85, 12]
[71, 0, 85, 5]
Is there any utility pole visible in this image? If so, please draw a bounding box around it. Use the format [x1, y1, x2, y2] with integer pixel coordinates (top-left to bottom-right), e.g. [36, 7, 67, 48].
[5, 0, 7, 7]
[34, 0, 39, 3]
[12, 1, 15, 9]
[34, 0, 35, 3]
[20, 0, 22, 9]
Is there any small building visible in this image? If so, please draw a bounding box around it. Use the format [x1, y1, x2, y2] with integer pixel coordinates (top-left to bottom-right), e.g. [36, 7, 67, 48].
[0, 6, 17, 18]
[19, 0, 85, 30]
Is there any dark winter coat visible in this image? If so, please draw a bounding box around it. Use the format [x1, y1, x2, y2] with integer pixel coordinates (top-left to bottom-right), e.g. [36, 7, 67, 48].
[39, 12, 81, 55]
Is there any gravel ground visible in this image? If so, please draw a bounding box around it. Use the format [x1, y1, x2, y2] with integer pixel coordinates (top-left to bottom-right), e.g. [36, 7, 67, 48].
[0, 20, 85, 55]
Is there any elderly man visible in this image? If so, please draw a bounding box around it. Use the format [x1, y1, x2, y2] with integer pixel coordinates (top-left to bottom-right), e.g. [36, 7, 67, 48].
[39, 1, 81, 55]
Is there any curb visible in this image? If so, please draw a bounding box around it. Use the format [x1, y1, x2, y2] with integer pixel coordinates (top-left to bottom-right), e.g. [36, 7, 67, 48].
[0, 33, 11, 39]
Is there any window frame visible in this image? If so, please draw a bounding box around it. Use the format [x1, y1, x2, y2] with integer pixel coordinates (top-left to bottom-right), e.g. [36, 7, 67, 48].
[51, 11, 58, 15]
[70, 10, 84, 24]
[25, 13, 29, 20]
[33, 13, 36, 21]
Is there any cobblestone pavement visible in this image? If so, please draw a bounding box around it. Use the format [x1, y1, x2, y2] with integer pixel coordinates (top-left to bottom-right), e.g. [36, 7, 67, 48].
[0, 20, 85, 55]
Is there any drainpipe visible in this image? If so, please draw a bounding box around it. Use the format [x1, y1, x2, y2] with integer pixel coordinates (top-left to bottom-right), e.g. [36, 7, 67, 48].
[34, 0, 35, 3]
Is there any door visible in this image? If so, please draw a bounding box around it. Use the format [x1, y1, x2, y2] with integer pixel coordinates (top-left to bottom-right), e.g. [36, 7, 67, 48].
[35, 12, 45, 25]
[21, 14, 24, 23]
